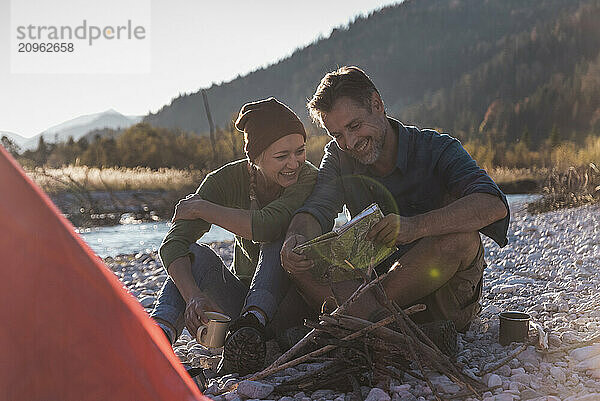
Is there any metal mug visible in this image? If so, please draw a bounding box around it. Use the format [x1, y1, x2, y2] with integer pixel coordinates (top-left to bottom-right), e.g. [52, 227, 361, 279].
[499, 311, 530, 346]
[196, 311, 231, 348]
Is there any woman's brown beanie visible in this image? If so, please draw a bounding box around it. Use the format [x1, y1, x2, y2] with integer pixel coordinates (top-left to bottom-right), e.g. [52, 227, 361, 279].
[235, 97, 306, 161]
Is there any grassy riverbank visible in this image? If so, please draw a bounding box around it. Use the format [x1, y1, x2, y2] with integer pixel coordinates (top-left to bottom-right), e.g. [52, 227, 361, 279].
[27, 165, 547, 195]
[24, 163, 598, 227]
[26, 166, 206, 194]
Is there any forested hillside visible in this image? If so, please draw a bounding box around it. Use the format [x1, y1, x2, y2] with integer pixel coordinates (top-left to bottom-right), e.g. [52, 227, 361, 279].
[144, 0, 600, 148]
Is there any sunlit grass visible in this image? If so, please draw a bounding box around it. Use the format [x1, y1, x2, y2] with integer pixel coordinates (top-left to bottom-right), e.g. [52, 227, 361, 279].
[26, 164, 552, 194]
[488, 167, 548, 185]
[24, 139, 599, 199]
[26, 166, 206, 194]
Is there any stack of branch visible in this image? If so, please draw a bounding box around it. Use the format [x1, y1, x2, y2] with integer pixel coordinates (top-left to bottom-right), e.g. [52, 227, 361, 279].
[220, 266, 493, 400]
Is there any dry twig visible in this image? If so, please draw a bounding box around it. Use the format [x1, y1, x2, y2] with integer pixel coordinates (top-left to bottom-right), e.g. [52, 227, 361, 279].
[479, 341, 533, 376]
[217, 263, 492, 397]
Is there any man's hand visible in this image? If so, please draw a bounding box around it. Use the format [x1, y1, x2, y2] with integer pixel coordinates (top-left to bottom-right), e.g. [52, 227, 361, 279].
[184, 293, 220, 336]
[172, 195, 204, 222]
[367, 213, 422, 246]
[281, 234, 314, 274]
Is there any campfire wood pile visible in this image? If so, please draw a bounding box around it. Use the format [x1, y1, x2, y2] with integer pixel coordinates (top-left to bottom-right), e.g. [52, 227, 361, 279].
[219, 265, 498, 400]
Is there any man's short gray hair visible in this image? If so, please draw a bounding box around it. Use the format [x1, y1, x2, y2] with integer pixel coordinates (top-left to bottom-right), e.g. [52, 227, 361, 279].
[307, 66, 380, 127]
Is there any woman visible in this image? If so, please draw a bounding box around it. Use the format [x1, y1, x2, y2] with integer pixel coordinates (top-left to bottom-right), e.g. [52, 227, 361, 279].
[151, 97, 317, 376]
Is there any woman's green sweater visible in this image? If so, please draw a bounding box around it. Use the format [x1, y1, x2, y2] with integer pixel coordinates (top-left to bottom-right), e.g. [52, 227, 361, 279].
[159, 159, 317, 285]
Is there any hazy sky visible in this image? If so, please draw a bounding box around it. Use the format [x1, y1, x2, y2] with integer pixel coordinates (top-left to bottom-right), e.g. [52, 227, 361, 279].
[1, 0, 400, 138]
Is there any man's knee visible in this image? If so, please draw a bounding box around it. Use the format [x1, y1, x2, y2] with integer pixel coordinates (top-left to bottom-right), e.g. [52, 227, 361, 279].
[430, 231, 480, 264]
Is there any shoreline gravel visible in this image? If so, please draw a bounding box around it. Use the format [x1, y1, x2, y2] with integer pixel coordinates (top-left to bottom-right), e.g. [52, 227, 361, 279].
[104, 200, 600, 401]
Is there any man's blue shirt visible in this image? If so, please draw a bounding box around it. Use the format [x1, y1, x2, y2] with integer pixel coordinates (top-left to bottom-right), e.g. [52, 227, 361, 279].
[296, 117, 510, 252]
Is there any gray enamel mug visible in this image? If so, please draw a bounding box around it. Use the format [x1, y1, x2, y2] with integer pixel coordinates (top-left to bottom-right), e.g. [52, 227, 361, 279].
[196, 311, 231, 348]
[499, 311, 531, 346]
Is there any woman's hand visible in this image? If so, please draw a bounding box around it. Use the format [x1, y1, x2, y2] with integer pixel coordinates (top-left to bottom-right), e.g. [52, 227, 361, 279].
[172, 195, 205, 222]
[184, 293, 220, 336]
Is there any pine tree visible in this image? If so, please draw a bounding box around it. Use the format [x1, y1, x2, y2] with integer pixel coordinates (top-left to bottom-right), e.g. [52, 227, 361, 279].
[549, 125, 562, 148]
[1, 136, 21, 157]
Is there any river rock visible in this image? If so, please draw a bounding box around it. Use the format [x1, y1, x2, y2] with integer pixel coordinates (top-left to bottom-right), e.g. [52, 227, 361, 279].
[224, 392, 240, 401]
[566, 394, 600, 401]
[284, 367, 300, 377]
[511, 368, 525, 375]
[487, 374, 503, 388]
[517, 346, 540, 367]
[311, 390, 335, 399]
[550, 366, 566, 382]
[144, 276, 163, 288]
[494, 393, 516, 401]
[360, 386, 372, 398]
[509, 359, 521, 369]
[491, 285, 519, 295]
[390, 384, 411, 393]
[429, 375, 460, 394]
[393, 390, 417, 401]
[482, 305, 502, 316]
[140, 295, 154, 308]
[495, 365, 512, 377]
[548, 334, 562, 348]
[575, 354, 600, 371]
[524, 362, 539, 373]
[237, 380, 274, 399]
[511, 373, 530, 385]
[365, 388, 390, 401]
[570, 344, 600, 361]
[561, 331, 581, 343]
[204, 383, 220, 395]
[520, 389, 542, 400]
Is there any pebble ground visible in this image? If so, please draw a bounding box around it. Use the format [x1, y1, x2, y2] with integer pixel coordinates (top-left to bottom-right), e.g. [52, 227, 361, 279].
[104, 200, 600, 401]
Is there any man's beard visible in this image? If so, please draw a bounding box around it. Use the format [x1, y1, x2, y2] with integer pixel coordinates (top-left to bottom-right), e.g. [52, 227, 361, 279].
[350, 131, 385, 165]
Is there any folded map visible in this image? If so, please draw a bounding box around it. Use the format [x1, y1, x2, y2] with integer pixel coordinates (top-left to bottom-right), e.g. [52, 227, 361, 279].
[293, 203, 396, 283]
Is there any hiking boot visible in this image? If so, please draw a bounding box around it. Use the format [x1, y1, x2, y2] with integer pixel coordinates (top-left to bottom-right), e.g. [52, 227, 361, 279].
[217, 313, 266, 376]
[418, 320, 458, 359]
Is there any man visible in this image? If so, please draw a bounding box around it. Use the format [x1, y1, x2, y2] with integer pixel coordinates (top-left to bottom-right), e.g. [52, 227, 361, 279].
[281, 66, 509, 335]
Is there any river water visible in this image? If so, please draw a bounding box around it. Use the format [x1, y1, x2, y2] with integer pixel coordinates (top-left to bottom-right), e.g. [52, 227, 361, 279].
[78, 194, 539, 258]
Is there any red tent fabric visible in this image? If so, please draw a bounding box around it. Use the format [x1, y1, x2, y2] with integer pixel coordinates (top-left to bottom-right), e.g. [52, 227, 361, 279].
[0, 146, 204, 401]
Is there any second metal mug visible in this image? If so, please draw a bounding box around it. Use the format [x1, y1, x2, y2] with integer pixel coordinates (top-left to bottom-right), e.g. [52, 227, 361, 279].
[499, 311, 530, 346]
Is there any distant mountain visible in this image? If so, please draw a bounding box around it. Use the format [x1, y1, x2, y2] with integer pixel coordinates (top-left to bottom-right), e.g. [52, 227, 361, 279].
[81, 127, 122, 142]
[0, 131, 27, 149]
[144, 0, 600, 147]
[16, 109, 142, 150]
